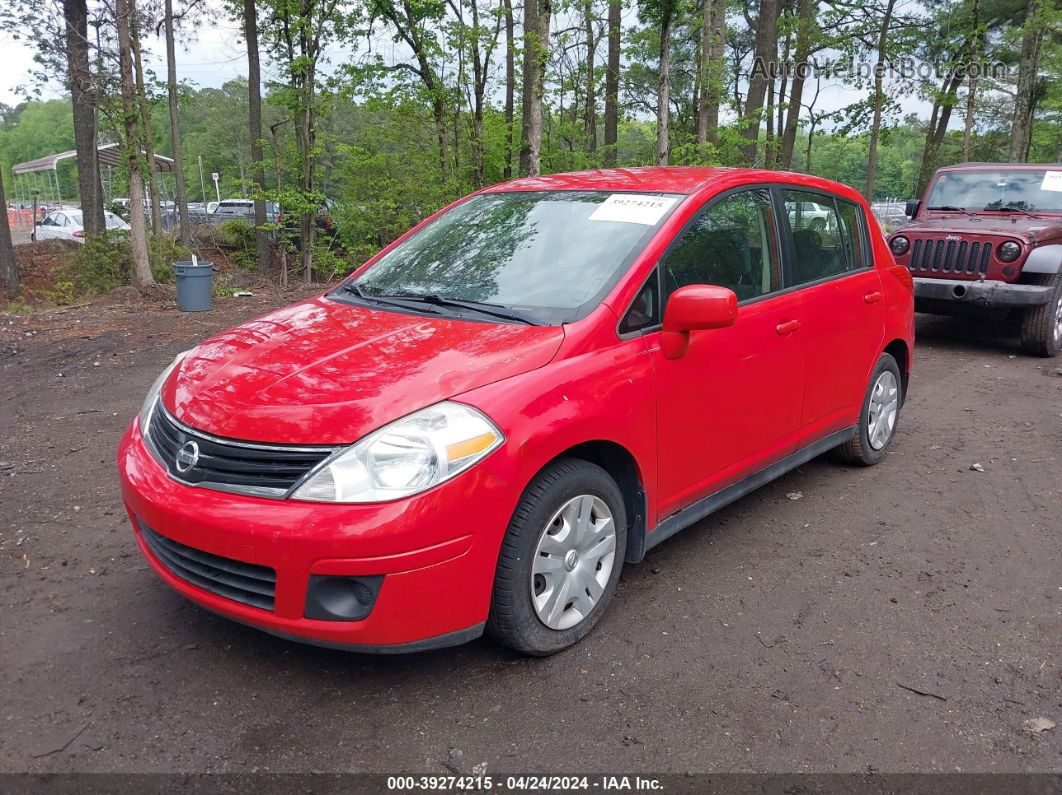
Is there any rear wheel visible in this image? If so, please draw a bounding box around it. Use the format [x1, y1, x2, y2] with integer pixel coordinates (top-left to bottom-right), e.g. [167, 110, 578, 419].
[835, 353, 902, 466]
[487, 458, 626, 656]
[1019, 272, 1062, 358]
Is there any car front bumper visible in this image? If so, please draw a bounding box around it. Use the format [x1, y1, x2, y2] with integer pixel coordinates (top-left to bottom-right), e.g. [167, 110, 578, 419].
[913, 277, 1054, 308]
[117, 419, 517, 652]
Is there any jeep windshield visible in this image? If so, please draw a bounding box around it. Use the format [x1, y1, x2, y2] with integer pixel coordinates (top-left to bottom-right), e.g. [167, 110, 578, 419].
[926, 169, 1062, 214]
[334, 190, 680, 325]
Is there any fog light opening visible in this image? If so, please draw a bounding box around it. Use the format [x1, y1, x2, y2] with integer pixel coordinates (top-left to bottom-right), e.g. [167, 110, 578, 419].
[952, 285, 967, 299]
[305, 574, 384, 622]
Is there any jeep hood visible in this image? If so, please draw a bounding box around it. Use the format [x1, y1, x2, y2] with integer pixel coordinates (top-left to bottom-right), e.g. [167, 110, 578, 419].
[161, 296, 565, 445]
[900, 215, 1062, 243]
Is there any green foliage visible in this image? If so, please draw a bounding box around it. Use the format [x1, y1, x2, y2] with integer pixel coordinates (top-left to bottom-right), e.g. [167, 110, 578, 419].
[67, 232, 132, 295]
[148, 234, 193, 284]
[217, 219, 258, 269]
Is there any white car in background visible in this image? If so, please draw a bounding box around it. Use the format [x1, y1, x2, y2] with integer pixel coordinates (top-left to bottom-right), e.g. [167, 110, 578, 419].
[36, 209, 130, 243]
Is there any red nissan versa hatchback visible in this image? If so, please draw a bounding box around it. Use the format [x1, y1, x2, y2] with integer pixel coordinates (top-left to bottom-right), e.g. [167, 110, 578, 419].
[118, 167, 914, 656]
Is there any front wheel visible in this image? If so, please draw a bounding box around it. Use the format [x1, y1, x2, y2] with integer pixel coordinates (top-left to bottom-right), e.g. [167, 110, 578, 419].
[487, 458, 626, 656]
[835, 353, 902, 466]
[1019, 272, 1062, 358]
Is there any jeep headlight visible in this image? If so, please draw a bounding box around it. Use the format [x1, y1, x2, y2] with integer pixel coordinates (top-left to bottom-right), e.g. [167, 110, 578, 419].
[139, 350, 190, 430]
[889, 235, 910, 256]
[998, 241, 1022, 262]
[292, 402, 503, 503]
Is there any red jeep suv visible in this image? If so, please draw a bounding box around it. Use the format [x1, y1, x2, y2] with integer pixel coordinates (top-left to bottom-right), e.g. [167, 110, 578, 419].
[118, 168, 914, 655]
[888, 163, 1062, 356]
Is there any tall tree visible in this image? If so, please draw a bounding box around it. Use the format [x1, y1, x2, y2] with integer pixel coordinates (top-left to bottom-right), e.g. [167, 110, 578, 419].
[741, 0, 779, 165]
[62, 0, 106, 237]
[244, 0, 270, 272]
[650, 0, 678, 165]
[163, 0, 191, 247]
[696, 0, 726, 149]
[131, 17, 163, 235]
[116, 0, 155, 288]
[265, 0, 348, 281]
[864, 0, 898, 198]
[520, 0, 552, 175]
[583, 0, 598, 153]
[779, 0, 815, 168]
[1009, 0, 1044, 162]
[0, 169, 17, 298]
[503, 0, 516, 178]
[603, 0, 620, 166]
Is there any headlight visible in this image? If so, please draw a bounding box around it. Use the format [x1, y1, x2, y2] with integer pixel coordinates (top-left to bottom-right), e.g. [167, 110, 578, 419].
[998, 241, 1022, 262]
[292, 401, 504, 503]
[889, 235, 910, 256]
[139, 350, 190, 430]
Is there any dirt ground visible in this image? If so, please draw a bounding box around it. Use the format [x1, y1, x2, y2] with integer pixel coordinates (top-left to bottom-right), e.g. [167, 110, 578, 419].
[1, 292, 1060, 775]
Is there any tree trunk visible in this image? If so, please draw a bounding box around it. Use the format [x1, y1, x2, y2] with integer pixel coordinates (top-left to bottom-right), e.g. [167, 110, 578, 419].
[164, 0, 191, 247]
[131, 19, 162, 236]
[503, 0, 515, 178]
[915, 70, 964, 194]
[763, 78, 775, 168]
[741, 0, 778, 164]
[779, 0, 813, 169]
[864, 0, 897, 199]
[696, 0, 727, 147]
[603, 0, 620, 166]
[1008, 0, 1043, 163]
[244, 0, 270, 272]
[583, 0, 597, 153]
[63, 0, 105, 237]
[0, 169, 17, 298]
[299, 74, 316, 283]
[116, 0, 154, 288]
[655, 2, 674, 166]
[519, 0, 551, 176]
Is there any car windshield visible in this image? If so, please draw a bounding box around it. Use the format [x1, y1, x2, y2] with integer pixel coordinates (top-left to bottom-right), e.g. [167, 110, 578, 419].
[344, 190, 680, 323]
[925, 169, 1062, 213]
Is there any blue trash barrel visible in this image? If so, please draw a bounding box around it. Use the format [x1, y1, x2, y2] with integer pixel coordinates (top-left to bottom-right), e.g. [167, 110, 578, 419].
[175, 261, 213, 312]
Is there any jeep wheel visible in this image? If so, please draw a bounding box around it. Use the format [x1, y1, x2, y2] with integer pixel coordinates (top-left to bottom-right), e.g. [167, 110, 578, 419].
[1020, 272, 1062, 358]
[835, 353, 902, 467]
[487, 458, 626, 656]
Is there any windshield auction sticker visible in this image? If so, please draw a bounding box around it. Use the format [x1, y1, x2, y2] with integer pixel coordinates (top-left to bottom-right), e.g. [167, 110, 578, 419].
[1040, 171, 1062, 192]
[589, 194, 678, 225]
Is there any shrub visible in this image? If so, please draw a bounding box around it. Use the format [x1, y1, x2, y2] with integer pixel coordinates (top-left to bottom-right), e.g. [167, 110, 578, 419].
[148, 233, 192, 284]
[67, 231, 132, 294]
[216, 219, 257, 269]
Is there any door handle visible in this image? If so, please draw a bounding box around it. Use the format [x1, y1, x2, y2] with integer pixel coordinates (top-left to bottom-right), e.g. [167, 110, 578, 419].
[864, 291, 883, 304]
[775, 319, 801, 336]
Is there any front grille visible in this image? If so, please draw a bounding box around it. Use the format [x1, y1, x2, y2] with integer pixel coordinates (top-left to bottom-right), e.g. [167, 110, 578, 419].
[146, 404, 336, 498]
[138, 520, 276, 611]
[909, 238, 992, 277]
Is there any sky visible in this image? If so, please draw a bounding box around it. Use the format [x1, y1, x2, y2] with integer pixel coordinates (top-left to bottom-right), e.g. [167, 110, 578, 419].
[0, 6, 947, 134]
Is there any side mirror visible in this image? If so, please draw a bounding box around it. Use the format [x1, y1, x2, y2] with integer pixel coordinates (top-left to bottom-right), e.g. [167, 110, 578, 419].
[904, 199, 920, 218]
[661, 284, 738, 360]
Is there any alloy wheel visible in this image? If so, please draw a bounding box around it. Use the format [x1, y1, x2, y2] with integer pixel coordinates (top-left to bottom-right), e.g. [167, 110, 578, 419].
[530, 494, 617, 631]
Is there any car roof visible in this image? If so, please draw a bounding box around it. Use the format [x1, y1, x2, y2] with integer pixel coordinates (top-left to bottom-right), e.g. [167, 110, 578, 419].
[482, 166, 861, 198]
[937, 162, 1062, 171]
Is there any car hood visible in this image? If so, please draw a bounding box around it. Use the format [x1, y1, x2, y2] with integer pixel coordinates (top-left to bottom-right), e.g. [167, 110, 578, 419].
[899, 215, 1062, 243]
[162, 296, 565, 445]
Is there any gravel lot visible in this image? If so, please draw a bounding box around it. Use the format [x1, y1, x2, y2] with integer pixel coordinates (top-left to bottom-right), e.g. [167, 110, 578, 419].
[1, 296, 1060, 774]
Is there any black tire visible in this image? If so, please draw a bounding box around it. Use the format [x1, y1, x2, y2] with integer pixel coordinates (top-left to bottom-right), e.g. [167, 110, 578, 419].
[835, 353, 902, 467]
[487, 457, 627, 656]
[1019, 272, 1062, 358]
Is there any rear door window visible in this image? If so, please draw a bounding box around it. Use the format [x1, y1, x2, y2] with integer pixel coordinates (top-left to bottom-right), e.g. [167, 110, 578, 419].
[783, 190, 851, 284]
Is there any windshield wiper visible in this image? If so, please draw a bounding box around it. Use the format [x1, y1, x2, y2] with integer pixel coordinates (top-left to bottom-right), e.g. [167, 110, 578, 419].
[989, 204, 1042, 219]
[926, 205, 975, 216]
[335, 281, 444, 315]
[375, 292, 539, 325]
